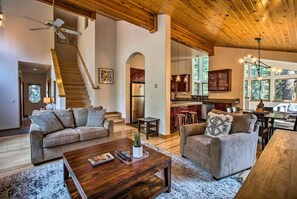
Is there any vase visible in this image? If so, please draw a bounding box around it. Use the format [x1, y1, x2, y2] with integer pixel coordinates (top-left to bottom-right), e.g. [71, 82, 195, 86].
[133, 145, 143, 158]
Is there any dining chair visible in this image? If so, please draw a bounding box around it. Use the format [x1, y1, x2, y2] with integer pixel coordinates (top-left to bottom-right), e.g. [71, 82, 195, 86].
[226, 107, 232, 113]
[273, 114, 297, 132]
[256, 113, 269, 149]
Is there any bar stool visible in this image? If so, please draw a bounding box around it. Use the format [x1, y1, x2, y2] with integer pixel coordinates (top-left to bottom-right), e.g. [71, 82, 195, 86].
[188, 111, 198, 124]
[180, 110, 190, 124]
[175, 113, 186, 133]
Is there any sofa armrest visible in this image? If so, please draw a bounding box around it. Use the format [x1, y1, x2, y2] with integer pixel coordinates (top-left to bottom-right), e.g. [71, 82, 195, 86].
[29, 124, 44, 164]
[210, 129, 259, 178]
[104, 119, 114, 139]
[180, 123, 207, 155]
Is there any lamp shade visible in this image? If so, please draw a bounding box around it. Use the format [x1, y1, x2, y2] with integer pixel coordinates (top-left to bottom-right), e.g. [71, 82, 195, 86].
[43, 97, 51, 104]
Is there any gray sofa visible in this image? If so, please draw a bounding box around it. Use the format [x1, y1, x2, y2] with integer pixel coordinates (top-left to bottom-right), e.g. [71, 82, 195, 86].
[30, 107, 114, 165]
[180, 110, 259, 179]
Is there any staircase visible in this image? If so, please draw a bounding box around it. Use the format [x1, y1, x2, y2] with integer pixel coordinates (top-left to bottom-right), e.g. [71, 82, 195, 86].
[105, 112, 126, 126]
[59, 62, 92, 108]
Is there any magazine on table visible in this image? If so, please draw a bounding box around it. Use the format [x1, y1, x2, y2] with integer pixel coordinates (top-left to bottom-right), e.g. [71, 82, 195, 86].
[88, 152, 114, 167]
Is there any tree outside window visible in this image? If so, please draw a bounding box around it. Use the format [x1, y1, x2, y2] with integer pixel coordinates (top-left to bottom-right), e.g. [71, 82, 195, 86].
[202, 57, 208, 81]
[244, 80, 248, 97]
[250, 65, 270, 77]
[275, 78, 297, 101]
[202, 83, 208, 96]
[192, 56, 209, 95]
[251, 80, 270, 100]
[193, 58, 199, 81]
[29, 84, 41, 103]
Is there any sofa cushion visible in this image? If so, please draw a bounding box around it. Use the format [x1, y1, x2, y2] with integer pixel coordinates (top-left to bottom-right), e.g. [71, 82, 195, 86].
[73, 106, 103, 127]
[211, 109, 257, 134]
[43, 128, 80, 148]
[205, 112, 233, 137]
[187, 135, 212, 156]
[75, 126, 108, 141]
[30, 112, 64, 134]
[72, 108, 88, 127]
[53, 109, 75, 128]
[86, 108, 106, 127]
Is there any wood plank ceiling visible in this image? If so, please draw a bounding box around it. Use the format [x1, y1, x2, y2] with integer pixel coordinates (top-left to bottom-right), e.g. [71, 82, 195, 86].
[39, 0, 297, 55]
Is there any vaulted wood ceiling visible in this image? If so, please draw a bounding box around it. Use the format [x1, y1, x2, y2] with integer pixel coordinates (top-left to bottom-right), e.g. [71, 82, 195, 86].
[39, 0, 297, 55]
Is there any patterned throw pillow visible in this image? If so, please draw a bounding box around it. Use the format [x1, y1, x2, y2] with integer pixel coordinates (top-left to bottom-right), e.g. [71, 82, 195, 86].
[29, 112, 64, 134]
[86, 108, 106, 127]
[204, 112, 233, 137]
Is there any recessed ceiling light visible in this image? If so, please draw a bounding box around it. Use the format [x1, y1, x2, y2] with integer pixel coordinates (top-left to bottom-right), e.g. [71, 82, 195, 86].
[33, 69, 37, 71]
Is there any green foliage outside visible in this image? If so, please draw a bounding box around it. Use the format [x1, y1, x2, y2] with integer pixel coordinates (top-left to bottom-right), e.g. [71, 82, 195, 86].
[250, 65, 270, 77]
[193, 58, 199, 81]
[275, 79, 297, 100]
[202, 57, 208, 81]
[202, 83, 208, 96]
[251, 80, 269, 100]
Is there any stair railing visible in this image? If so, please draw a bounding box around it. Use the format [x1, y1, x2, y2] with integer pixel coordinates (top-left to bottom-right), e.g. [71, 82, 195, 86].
[76, 46, 100, 90]
[50, 49, 66, 97]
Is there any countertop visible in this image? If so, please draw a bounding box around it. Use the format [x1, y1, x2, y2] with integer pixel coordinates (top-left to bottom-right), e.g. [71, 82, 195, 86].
[171, 98, 240, 105]
[171, 101, 203, 107]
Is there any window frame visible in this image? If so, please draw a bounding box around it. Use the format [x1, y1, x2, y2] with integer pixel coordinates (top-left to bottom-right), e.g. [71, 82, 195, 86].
[274, 77, 297, 102]
[192, 56, 208, 96]
[28, 84, 41, 104]
[250, 79, 270, 101]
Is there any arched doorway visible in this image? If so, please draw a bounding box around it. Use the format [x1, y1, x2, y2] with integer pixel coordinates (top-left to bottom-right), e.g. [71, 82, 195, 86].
[125, 53, 145, 124]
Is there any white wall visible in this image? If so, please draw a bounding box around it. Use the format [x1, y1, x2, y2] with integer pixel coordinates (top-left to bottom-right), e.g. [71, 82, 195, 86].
[94, 14, 116, 111]
[77, 16, 96, 106]
[116, 15, 171, 135]
[209, 46, 297, 109]
[0, 0, 54, 130]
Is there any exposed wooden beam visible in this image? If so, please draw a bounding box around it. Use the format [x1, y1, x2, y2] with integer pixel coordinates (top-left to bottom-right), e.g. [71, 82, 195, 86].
[37, 0, 96, 20]
[171, 23, 214, 56]
[64, 0, 158, 33]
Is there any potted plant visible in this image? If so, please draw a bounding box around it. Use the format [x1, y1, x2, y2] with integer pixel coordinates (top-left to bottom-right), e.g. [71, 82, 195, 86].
[133, 131, 143, 158]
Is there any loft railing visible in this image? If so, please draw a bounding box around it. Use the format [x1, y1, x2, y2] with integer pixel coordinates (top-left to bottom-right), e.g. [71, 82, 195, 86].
[76, 46, 100, 90]
[50, 49, 65, 97]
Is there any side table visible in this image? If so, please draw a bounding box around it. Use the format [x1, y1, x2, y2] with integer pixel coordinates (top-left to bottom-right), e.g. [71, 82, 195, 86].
[138, 117, 160, 140]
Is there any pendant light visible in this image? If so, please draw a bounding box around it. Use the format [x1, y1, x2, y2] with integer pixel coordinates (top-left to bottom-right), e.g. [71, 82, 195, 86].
[184, 45, 188, 82]
[176, 42, 181, 82]
[0, 0, 4, 27]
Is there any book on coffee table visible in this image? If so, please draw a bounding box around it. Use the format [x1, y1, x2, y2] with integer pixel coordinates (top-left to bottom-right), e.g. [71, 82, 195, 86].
[88, 152, 114, 167]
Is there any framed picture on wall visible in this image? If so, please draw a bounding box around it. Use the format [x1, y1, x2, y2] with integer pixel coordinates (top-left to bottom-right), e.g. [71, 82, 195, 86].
[56, 35, 66, 44]
[99, 68, 114, 84]
[68, 35, 77, 46]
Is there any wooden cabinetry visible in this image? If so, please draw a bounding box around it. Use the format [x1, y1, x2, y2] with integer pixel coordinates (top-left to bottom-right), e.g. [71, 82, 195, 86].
[171, 74, 190, 92]
[208, 69, 232, 91]
[130, 68, 145, 82]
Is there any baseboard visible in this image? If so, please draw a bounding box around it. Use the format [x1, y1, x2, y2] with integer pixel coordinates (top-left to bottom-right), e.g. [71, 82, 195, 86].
[0, 127, 21, 132]
[159, 134, 172, 139]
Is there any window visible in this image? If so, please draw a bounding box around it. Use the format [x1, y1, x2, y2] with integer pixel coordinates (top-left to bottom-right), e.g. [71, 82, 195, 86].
[192, 56, 209, 95]
[244, 64, 249, 78]
[274, 69, 297, 76]
[250, 65, 271, 77]
[29, 84, 41, 103]
[202, 83, 208, 95]
[251, 80, 270, 100]
[275, 78, 297, 101]
[244, 80, 248, 97]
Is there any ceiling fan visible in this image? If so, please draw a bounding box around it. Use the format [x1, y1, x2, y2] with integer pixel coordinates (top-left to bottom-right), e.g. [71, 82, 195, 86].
[23, 16, 82, 40]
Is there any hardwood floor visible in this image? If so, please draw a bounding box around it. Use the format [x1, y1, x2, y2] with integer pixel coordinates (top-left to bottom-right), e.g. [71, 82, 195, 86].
[0, 125, 180, 178]
[0, 124, 261, 179]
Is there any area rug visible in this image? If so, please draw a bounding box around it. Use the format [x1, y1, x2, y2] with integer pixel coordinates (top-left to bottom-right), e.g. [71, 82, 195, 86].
[0, 143, 242, 199]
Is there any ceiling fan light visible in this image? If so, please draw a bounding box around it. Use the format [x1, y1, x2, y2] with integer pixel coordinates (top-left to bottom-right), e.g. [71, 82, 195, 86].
[176, 75, 181, 82]
[252, 57, 257, 62]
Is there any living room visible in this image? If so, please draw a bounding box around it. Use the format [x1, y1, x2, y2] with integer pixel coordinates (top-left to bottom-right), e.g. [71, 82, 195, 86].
[1, 0, 297, 198]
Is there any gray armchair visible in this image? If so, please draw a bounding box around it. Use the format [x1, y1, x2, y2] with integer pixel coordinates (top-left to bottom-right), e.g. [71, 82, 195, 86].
[180, 111, 259, 179]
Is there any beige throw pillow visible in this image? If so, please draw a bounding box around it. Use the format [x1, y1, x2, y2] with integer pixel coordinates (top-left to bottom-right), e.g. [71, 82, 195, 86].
[204, 112, 233, 137]
[86, 108, 106, 127]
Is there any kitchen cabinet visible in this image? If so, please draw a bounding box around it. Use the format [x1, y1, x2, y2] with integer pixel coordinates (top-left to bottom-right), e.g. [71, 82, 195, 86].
[171, 74, 190, 92]
[208, 69, 232, 91]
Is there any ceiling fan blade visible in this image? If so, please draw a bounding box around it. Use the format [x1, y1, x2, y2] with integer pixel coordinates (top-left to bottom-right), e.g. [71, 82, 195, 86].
[61, 28, 82, 36]
[30, 27, 49, 31]
[56, 31, 66, 40]
[23, 16, 47, 26]
[53, 18, 64, 28]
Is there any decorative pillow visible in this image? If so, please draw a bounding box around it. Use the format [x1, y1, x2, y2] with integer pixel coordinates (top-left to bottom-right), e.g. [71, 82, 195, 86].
[53, 109, 75, 128]
[29, 112, 64, 134]
[204, 112, 233, 137]
[86, 108, 106, 127]
[72, 108, 88, 127]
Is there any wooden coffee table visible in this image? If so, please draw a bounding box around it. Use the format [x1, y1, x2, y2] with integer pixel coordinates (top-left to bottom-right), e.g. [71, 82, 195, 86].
[63, 138, 171, 199]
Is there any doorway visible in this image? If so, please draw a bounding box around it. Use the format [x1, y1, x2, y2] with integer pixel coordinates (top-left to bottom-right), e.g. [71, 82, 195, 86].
[125, 53, 145, 125]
